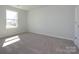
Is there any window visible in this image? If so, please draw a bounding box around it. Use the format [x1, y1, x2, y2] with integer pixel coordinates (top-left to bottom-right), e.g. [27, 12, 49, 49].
[6, 9, 18, 29]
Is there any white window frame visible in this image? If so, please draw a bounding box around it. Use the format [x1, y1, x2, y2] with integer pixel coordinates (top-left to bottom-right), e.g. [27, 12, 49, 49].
[6, 9, 18, 29]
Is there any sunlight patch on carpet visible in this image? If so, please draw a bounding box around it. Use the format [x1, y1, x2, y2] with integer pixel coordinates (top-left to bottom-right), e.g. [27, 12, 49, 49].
[2, 36, 20, 47]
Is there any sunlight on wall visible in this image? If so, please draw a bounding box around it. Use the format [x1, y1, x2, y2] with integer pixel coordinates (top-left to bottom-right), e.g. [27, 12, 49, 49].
[2, 36, 20, 47]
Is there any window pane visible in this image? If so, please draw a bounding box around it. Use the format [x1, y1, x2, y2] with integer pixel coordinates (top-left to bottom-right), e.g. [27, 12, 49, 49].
[6, 9, 18, 29]
[6, 10, 18, 19]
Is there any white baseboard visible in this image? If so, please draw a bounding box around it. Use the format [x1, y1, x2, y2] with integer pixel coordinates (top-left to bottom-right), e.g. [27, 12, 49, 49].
[30, 32, 73, 41]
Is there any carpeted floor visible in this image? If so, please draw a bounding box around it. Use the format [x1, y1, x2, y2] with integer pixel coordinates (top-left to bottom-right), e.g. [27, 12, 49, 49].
[0, 32, 78, 54]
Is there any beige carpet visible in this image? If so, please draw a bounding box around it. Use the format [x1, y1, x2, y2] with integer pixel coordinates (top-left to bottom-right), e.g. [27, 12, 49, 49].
[0, 32, 78, 54]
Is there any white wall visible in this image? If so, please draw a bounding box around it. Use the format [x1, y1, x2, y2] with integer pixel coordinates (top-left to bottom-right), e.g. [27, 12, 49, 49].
[0, 5, 28, 38]
[27, 5, 75, 40]
[74, 6, 79, 48]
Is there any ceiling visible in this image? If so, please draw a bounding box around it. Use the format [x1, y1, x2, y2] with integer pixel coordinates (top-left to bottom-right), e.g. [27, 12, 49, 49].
[10, 5, 47, 11]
